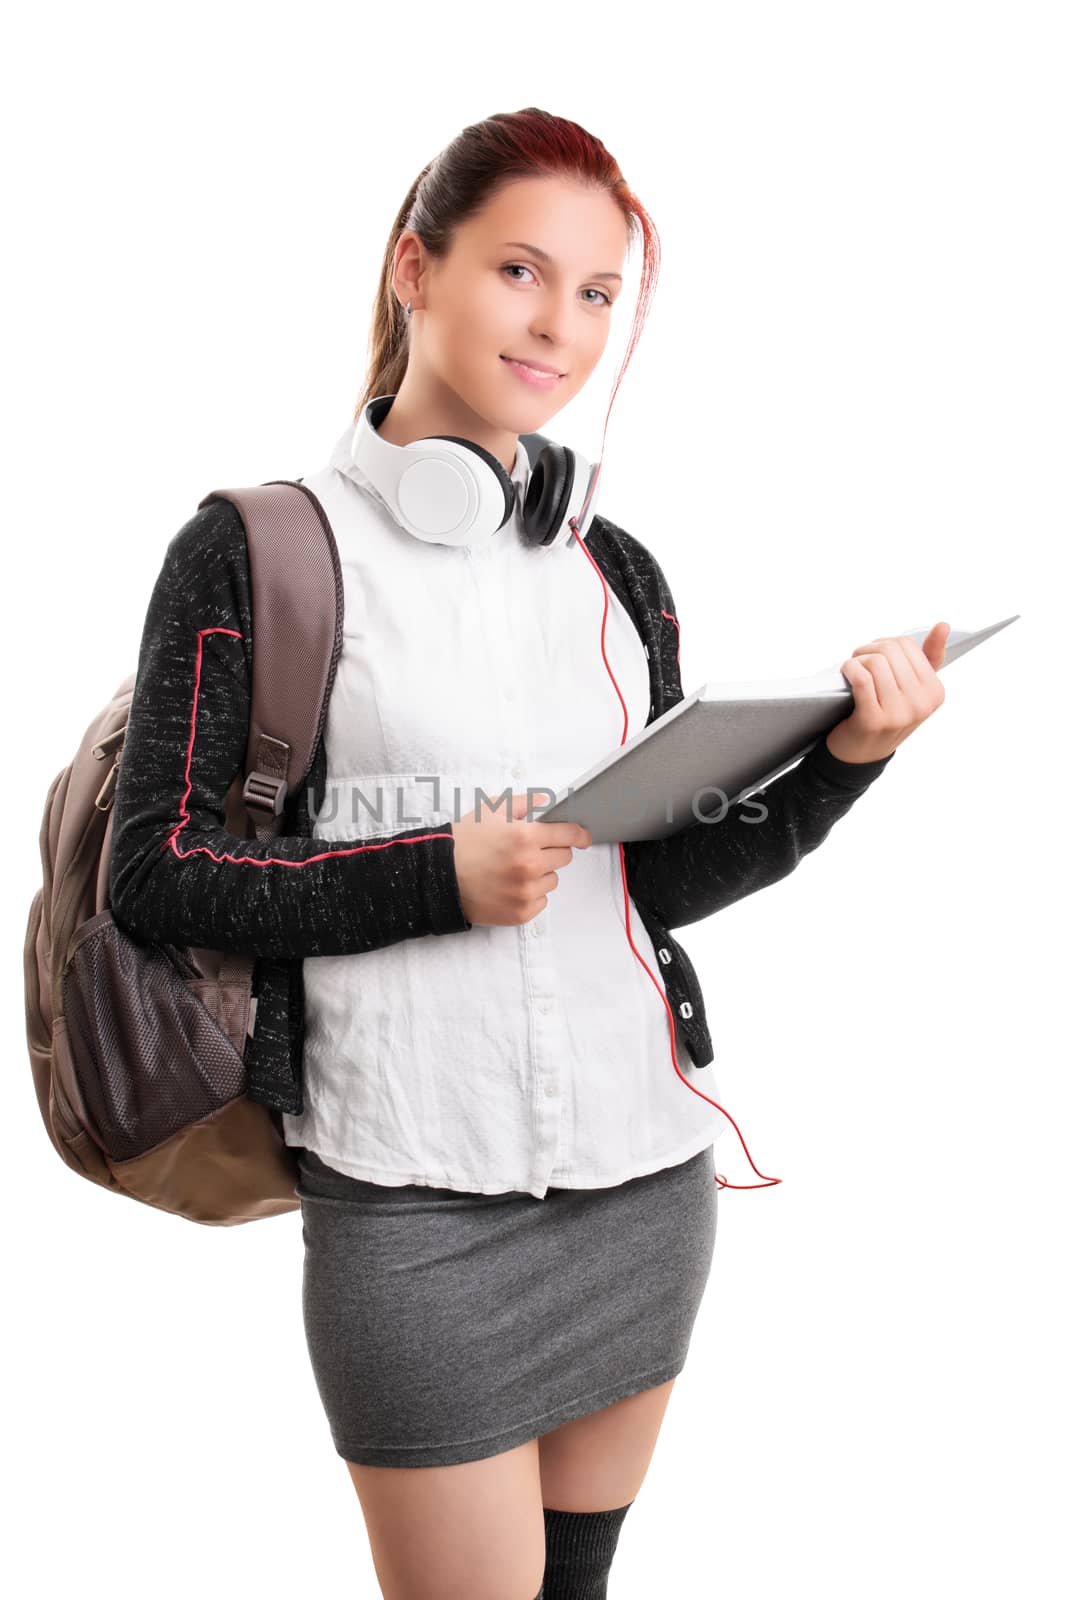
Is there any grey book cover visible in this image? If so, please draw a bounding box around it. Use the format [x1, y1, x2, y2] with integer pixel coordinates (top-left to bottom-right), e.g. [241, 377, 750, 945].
[536, 616, 1020, 845]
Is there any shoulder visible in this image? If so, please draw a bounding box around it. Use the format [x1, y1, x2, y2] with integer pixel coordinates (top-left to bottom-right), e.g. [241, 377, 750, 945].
[164, 494, 249, 584]
[142, 495, 253, 654]
[153, 496, 253, 633]
[587, 512, 676, 611]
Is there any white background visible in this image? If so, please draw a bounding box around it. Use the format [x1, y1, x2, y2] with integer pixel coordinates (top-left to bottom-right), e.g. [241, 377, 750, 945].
[4, 2, 1061, 1596]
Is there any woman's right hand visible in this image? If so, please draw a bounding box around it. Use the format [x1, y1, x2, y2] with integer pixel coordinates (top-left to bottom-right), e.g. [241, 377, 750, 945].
[451, 789, 593, 927]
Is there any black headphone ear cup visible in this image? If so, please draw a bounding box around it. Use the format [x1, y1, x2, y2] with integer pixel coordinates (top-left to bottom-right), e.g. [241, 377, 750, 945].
[522, 442, 575, 548]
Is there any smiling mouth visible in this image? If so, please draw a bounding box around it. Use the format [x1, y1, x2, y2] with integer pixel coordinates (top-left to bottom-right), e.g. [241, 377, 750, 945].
[500, 355, 566, 379]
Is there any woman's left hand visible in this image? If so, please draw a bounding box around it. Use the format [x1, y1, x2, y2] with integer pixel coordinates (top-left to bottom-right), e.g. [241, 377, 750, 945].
[824, 622, 951, 764]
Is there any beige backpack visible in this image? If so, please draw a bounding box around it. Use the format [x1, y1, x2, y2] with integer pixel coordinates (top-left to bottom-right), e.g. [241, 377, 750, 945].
[23, 481, 341, 1227]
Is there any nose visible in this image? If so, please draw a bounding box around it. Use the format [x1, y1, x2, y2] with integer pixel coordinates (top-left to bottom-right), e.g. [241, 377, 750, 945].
[526, 292, 577, 356]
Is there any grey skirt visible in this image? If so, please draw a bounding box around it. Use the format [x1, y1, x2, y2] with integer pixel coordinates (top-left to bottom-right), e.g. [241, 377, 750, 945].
[294, 1142, 719, 1469]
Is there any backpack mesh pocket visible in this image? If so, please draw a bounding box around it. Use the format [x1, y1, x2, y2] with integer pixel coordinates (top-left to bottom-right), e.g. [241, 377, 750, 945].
[61, 912, 246, 1162]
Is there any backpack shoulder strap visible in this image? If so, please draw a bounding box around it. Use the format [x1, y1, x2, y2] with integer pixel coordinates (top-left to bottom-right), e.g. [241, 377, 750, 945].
[197, 479, 343, 843]
[199, 443, 546, 843]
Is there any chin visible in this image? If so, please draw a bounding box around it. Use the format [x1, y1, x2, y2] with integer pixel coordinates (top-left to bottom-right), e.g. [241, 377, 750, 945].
[499, 387, 569, 430]
[461, 374, 568, 441]
[472, 394, 549, 438]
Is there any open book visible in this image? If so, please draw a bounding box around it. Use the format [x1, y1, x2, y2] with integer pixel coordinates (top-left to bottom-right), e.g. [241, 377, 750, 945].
[536, 615, 1020, 845]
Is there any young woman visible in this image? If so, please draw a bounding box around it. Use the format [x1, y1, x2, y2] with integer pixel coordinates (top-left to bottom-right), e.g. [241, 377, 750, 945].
[110, 107, 947, 1600]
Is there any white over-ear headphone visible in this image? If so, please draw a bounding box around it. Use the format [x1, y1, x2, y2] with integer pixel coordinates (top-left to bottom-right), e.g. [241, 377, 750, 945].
[346, 393, 603, 551]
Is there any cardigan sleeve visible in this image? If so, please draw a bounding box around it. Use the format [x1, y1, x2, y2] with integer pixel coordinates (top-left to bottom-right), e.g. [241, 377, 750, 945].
[620, 548, 896, 931]
[108, 499, 473, 959]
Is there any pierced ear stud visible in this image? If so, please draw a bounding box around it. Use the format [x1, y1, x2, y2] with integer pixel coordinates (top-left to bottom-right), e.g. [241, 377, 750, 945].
[404, 300, 413, 320]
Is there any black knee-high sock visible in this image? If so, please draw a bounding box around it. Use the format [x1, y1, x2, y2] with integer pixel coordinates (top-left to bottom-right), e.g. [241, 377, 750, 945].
[541, 1503, 633, 1600]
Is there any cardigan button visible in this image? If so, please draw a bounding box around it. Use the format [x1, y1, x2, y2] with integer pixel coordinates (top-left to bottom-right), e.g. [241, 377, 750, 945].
[657, 946, 672, 965]
[679, 1000, 694, 1020]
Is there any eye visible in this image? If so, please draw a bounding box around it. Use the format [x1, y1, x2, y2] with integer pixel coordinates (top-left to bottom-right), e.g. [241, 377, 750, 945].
[500, 263, 614, 307]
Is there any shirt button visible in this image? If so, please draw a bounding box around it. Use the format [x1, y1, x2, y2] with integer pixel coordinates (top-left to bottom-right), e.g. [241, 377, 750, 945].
[510, 764, 522, 780]
[543, 1081, 558, 1098]
[530, 920, 543, 938]
[537, 996, 552, 1013]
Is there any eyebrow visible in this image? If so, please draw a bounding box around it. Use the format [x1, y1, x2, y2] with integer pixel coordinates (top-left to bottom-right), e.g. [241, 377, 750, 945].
[500, 241, 623, 283]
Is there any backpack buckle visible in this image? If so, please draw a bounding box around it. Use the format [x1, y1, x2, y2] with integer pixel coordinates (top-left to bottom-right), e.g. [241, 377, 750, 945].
[93, 754, 121, 812]
[242, 770, 288, 816]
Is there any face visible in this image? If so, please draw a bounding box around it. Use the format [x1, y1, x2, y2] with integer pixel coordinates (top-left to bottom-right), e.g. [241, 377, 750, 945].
[388, 174, 630, 462]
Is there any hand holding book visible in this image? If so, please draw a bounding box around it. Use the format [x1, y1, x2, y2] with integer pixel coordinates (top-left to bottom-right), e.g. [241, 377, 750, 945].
[826, 621, 951, 764]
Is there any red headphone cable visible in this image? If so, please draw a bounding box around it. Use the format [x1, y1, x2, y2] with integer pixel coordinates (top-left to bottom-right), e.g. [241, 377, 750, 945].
[569, 515, 781, 1194]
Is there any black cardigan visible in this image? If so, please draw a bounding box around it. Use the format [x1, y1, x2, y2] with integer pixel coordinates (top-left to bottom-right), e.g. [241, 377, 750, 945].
[108, 498, 895, 1115]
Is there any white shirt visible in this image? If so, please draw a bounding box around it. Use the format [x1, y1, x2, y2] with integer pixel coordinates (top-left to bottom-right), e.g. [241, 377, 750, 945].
[281, 421, 729, 1197]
